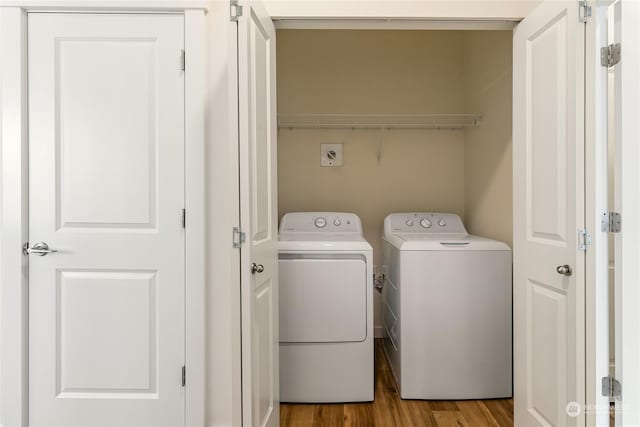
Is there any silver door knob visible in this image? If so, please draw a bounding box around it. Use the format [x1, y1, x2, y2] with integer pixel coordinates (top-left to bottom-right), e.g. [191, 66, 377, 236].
[556, 265, 572, 276]
[23, 242, 58, 256]
[251, 263, 264, 274]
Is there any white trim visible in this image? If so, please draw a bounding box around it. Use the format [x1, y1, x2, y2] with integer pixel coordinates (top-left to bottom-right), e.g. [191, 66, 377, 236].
[618, 1, 640, 424]
[263, 0, 539, 21]
[184, 9, 207, 427]
[273, 18, 517, 30]
[0, 0, 210, 10]
[0, 6, 208, 427]
[0, 7, 29, 427]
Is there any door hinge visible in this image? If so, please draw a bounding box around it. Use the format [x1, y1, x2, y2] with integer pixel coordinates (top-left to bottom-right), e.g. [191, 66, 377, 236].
[602, 376, 621, 400]
[181, 209, 186, 228]
[601, 211, 621, 233]
[181, 366, 186, 387]
[230, 0, 243, 21]
[180, 49, 185, 71]
[578, 228, 592, 251]
[601, 43, 621, 68]
[579, 0, 592, 22]
[233, 227, 246, 248]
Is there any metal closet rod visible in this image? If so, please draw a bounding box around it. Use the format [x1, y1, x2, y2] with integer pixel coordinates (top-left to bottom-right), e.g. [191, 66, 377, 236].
[277, 114, 483, 130]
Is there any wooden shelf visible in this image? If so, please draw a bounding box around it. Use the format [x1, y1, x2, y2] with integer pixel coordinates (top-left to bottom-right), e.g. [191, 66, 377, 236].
[277, 114, 482, 130]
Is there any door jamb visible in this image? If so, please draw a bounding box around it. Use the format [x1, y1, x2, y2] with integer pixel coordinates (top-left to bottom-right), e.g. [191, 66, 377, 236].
[0, 6, 207, 427]
[585, 2, 613, 424]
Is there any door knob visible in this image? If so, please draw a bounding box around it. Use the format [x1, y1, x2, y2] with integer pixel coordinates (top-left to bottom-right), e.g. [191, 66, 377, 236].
[251, 263, 264, 274]
[556, 265, 572, 276]
[23, 242, 58, 256]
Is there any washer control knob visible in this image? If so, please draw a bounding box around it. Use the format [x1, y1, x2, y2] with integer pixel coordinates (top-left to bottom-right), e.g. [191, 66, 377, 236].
[438, 219, 446, 227]
[334, 218, 342, 226]
[406, 219, 414, 227]
[420, 218, 432, 229]
[314, 217, 327, 228]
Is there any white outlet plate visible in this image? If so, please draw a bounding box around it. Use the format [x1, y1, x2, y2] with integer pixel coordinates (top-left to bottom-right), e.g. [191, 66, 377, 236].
[320, 143, 343, 167]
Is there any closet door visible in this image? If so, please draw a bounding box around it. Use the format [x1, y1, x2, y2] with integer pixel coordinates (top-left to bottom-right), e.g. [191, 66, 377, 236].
[237, 2, 279, 427]
[513, 2, 586, 426]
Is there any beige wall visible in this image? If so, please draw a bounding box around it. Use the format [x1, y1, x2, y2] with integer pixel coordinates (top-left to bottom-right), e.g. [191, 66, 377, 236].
[276, 29, 512, 332]
[462, 31, 513, 247]
[277, 29, 468, 256]
[277, 30, 467, 114]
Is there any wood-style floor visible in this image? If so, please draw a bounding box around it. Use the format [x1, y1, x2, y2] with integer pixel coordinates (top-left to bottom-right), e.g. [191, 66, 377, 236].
[280, 339, 514, 427]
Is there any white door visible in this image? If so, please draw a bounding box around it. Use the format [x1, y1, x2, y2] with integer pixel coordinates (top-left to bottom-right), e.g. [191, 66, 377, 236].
[28, 13, 185, 427]
[615, 1, 640, 424]
[237, 2, 279, 427]
[513, 2, 586, 426]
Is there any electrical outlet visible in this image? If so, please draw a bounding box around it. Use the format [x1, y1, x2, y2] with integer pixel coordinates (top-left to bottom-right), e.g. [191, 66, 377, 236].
[320, 143, 343, 167]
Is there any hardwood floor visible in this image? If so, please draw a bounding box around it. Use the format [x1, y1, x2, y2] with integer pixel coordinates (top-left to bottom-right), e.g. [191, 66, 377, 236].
[280, 339, 514, 427]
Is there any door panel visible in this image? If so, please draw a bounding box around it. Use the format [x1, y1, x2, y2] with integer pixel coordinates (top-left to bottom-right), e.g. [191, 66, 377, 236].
[514, 2, 585, 426]
[56, 38, 158, 229]
[28, 13, 185, 427]
[528, 12, 568, 243]
[238, 2, 279, 427]
[58, 270, 157, 396]
[527, 280, 568, 425]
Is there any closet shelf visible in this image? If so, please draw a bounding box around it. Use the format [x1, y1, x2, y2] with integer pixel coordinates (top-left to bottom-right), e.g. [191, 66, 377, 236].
[277, 114, 482, 130]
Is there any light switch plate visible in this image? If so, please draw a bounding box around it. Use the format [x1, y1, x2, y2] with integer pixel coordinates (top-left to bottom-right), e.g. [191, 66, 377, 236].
[320, 143, 343, 167]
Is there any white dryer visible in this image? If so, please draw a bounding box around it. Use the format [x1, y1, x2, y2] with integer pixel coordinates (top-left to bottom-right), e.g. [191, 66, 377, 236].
[382, 212, 512, 400]
[278, 212, 374, 403]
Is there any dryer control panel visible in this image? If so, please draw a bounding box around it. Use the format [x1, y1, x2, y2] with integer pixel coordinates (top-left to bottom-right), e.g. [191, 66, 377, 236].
[280, 212, 363, 234]
[385, 213, 467, 236]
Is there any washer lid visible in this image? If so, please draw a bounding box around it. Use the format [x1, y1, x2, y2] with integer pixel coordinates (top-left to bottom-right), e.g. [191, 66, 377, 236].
[383, 212, 510, 251]
[383, 233, 511, 251]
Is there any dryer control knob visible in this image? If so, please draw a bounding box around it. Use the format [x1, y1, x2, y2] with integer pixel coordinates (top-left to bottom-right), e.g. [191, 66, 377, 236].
[438, 219, 446, 227]
[334, 219, 342, 226]
[420, 218, 432, 229]
[406, 219, 414, 227]
[314, 217, 327, 228]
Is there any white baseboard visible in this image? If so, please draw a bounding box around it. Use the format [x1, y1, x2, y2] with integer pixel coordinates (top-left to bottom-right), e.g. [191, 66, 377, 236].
[374, 326, 386, 338]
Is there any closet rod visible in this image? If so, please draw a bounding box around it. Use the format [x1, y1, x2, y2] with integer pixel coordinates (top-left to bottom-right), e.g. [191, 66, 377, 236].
[277, 114, 482, 130]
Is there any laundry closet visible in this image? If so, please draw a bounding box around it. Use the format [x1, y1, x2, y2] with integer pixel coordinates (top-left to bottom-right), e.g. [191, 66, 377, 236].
[276, 29, 514, 345]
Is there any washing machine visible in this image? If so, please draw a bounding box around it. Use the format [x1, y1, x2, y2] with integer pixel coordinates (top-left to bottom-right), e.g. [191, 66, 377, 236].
[278, 212, 374, 403]
[382, 212, 512, 400]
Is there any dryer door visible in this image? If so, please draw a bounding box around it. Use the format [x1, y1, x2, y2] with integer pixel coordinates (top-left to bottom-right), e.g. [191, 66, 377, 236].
[279, 255, 367, 343]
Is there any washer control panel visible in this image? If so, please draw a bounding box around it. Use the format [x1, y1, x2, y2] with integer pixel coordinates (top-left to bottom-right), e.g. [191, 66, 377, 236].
[386, 213, 467, 235]
[280, 212, 363, 233]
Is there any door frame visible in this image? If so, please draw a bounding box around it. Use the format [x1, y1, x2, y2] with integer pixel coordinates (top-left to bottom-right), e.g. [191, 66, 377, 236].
[585, 2, 614, 425]
[0, 4, 207, 426]
[267, 8, 605, 425]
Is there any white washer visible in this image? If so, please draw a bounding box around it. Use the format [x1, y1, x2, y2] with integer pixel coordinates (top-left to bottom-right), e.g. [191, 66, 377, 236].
[382, 212, 512, 400]
[279, 212, 374, 403]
